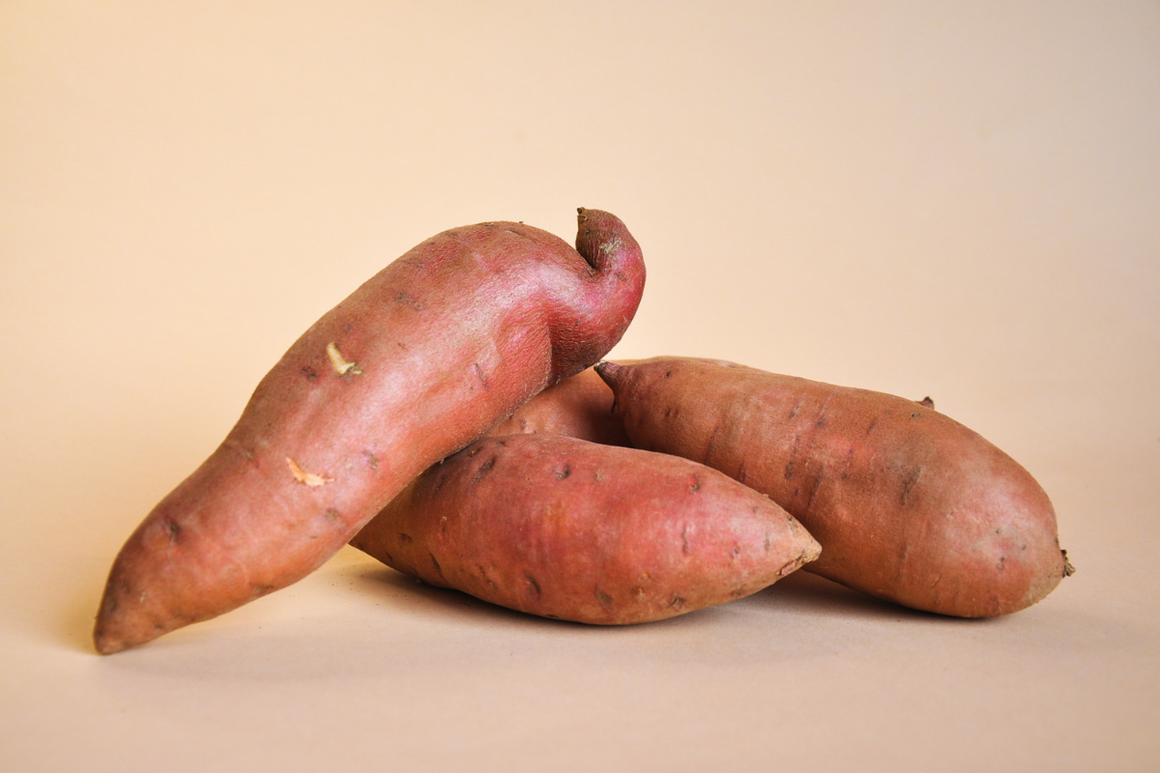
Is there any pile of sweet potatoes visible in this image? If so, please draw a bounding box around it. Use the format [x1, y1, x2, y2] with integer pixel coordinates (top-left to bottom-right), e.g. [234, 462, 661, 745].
[94, 209, 1071, 653]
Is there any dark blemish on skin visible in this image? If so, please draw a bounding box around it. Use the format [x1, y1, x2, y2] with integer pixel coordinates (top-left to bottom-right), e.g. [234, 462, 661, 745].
[383, 551, 394, 566]
[395, 290, 424, 311]
[664, 370, 672, 378]
[784, 460, 795, 479]
[689, 475, 702, 493]
[789, 398, 803, 420]
[918, 396, 935, 409]
[900, 468, 922, 505]
[477, 565, 498, 589]
[732, 544, 741, 559]
[737, 462, 748, 484]
[764, 531, 772, 551]
[910, 411, 921, 419]
[161, 518, 181, 562]
[472, 455, 497, 483]
[430, 552, 445, 580]
[399, 533, 413, 544]
[301, 365, 319, 380]
[806, 470, 824, 512]
[595, 588, 613, 611]
[730, 586, 746, 598]
[866, 416, 880, 435]
[364, 451, 380, 469]
[997, 556, 1006, 571]
[323, 508, 341, 525]
[231, 442, 260, 468]
[705, 425, 721, 465]
[669, 595, 686, 610]
[525, 572, 542, 603]
[555, 463, 572, 480]
[251, 584, 275, 598]
[474, 362, 490, 390]
[614, 270, 627, 282]
[841, 447, 856, 480]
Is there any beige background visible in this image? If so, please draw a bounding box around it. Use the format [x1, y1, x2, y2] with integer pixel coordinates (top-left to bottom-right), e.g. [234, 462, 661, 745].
[2, 2, 1158, 771]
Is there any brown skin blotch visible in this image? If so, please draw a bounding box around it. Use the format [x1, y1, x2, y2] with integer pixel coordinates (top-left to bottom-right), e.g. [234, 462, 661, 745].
[474, 363, 490, 390]
[395, 290, 424, 311]
[472, 455, 497, 483]
[525, 573, 542, 603]
[398, 533, 413, 544]
[477, 565, 498, 589]
[806, 470, 824, 512]
[900, 467, 922, 506]
[554, 463, 572, 480]
[430, 552, 445, 580]
[595, 588, 613, 610]
[301, 365, 319, 380]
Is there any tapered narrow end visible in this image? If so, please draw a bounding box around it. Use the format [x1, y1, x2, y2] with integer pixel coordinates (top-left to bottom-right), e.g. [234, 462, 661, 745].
[593, 360, 622, 386]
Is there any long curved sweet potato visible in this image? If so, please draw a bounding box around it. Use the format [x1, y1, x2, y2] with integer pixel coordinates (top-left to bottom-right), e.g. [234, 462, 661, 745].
[596, 357, 1072, 617]
[484, 366, 629, 446]
[351, 434, 820, 624]
[93, 209, 645, 653]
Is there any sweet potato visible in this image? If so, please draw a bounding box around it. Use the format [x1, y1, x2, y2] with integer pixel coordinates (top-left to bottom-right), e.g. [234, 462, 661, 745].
[351, 434, 821, 624]
[93, 209, 645, 654]
[484, 366, 630, 446]
[596, 357, 1072, 617]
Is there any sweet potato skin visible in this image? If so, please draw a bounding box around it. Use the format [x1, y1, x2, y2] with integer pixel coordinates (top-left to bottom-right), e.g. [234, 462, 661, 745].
[596, 357, 1071, 617]
[93, 210, 645, 654]
[351, 434, 820, 624]
[485, 366, 630, 446]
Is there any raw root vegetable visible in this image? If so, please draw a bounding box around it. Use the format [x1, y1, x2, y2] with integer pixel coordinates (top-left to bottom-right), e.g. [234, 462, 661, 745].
[485, 366, 630, 446]
[351, 434, 821, 624]
[93, 209, 645, 654]
[596, 357, 1072, 617]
